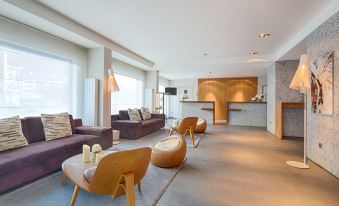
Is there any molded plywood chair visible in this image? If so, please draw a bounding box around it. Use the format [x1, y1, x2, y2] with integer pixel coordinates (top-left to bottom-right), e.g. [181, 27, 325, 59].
[169, 117, 198, 146]
[67, 147, 151, 206]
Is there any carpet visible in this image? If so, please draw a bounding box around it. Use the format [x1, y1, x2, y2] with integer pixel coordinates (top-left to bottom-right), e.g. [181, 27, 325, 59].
[0, 163, 184, 206]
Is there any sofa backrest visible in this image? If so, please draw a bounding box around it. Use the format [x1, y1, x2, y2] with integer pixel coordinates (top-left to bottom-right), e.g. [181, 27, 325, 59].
[119, 110, 130, 120]
[119, 110, 144, 120]
[22, 115, 76, 144]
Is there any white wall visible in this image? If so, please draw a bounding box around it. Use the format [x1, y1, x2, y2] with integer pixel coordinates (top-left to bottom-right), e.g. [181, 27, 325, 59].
[257, 76, 267, 94]
[0, 16, 88, 118]
[168, 79, 198, 118]
[266, 64, 276, 134]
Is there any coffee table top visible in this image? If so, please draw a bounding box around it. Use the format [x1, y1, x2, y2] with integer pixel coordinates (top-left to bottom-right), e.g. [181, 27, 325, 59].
[62, 151, 115, 190]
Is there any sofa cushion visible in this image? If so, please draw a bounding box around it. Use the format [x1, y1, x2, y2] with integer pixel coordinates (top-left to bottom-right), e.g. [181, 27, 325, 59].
[0, 116, 28, 152]
[61, 134, 100, 153]
[0, 139, 67, 175]
[141, 107, 151, 120]
[128, 108, 142, 121]
[0, 134, 100, 176]
[23, 117, 46, 143]
[142, 118, 164, 127]
[41, 112, 73, 141]
[119, 110, 130, 120]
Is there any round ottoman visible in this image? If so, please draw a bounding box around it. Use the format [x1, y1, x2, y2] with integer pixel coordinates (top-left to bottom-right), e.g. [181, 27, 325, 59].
[151, 135, 186, 168]
[194, 119, 207, 134]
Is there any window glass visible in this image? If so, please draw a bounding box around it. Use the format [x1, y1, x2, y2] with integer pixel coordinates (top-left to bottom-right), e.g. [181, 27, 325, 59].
[0, 44, 78, 118]
[111, 73, 143, 114]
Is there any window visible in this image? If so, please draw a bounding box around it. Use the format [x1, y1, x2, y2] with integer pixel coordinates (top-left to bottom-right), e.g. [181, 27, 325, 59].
[0, 42, 78, 118]
[159, 84, 169, 116]
[111, 73, 143, 114]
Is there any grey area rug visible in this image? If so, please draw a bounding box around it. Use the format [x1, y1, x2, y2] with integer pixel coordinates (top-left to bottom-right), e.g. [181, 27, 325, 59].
[0, 163, 183, 206]
[0, 129, 199, 206]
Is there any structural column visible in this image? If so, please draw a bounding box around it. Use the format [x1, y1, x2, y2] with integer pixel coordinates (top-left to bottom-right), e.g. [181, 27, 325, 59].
[87, 47, 112, 127]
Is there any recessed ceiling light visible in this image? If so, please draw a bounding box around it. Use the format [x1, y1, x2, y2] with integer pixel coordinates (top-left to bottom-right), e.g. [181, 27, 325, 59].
[250, 52, 258, 55]
[258, 33, 271, 38]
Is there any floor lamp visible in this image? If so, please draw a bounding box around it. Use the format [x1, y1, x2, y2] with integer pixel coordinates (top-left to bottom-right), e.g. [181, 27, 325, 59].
[286, 54, 310, 169]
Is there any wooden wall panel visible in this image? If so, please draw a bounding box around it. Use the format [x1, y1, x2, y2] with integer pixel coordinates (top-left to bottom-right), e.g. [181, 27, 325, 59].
[198, 77, 258, 121]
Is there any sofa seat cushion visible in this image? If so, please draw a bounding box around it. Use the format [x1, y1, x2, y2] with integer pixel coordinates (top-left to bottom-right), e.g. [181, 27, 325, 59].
[0, 140, 67, 175]
[142, 118, 163, 127]
[0, 134, 99, 176]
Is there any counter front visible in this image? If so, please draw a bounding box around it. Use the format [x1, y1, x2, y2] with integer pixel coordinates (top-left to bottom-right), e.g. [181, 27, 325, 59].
[226, 102, 267, 127]
[179, 101, 215, 124]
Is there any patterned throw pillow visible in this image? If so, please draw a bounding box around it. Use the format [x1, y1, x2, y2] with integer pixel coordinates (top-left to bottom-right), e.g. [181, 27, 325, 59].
[0, 116, 28, 152]
[128, 108, 141, 121]
[141, 107, 152, 120]
[41, 112, 72, 141]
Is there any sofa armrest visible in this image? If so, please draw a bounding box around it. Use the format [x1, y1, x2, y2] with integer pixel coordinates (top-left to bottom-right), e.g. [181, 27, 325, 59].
[111, 120, 142, 139]
[151, 113, 166, 121]
[76, 126, 113, 149]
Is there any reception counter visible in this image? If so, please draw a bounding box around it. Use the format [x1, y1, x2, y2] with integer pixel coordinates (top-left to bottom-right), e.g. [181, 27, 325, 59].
[226, 102, 267, 127]
[179, 101, 215, 124]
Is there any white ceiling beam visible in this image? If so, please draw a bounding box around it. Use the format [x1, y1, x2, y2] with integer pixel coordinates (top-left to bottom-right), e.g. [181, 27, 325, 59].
[2, 0, 154, 69]
[274, 0, 339, 61]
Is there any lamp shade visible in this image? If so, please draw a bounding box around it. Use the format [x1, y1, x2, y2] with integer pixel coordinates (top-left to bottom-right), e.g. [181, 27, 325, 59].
[289, 54, 311, 91]
[108, 69, 120, 92]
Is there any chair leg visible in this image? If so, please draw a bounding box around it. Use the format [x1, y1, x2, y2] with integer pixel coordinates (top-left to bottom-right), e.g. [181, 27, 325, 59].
[70, 185, 80, 206]
[124, 173, 135, 206]
[190, 129, 195, 147]
[169, 128, 173, 136]
[61, 171, 67, 186]
[138, 182, 141, 192]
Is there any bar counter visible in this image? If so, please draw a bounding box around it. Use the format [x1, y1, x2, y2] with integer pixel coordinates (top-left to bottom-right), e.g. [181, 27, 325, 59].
[226, 102, 267, 127]
[179, 101, 215, 124]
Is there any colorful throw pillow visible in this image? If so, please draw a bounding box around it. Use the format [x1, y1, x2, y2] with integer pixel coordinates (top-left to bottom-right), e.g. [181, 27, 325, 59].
[141, 107, 152, 120]
[128, 108, 141, 121]
[0, 116, 28, 152]
[41, 112, 72, 141]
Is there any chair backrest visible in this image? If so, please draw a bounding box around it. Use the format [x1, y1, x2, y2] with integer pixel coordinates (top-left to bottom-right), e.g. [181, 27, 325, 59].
[177, 117, 198, 134]
[88, 147, 152, 194]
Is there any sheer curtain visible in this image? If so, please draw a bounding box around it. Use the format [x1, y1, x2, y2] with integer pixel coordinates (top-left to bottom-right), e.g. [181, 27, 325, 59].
[111, 73, 143, 114]
[0, 42, 78, 118]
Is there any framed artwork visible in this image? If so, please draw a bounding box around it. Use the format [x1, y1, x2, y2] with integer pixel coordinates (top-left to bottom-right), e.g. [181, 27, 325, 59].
[179, 88, 193, 101]
[311, 51, 334, 115]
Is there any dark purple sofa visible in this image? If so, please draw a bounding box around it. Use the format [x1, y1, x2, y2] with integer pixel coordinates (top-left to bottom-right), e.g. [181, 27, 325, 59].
[0, 115, 112, 194]
[111, 110, 165, 139]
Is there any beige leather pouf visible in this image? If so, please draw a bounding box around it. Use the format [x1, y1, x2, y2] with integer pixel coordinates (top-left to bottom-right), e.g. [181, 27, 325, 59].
[151, 135, 186, 168]
[194, 119, 207, 134]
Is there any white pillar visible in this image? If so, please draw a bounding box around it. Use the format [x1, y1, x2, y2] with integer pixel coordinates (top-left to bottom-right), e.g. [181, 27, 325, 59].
[87, 47, 112, 127]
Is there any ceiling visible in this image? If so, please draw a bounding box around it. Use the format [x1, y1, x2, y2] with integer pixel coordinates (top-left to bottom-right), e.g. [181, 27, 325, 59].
[1, 0, 336, 79]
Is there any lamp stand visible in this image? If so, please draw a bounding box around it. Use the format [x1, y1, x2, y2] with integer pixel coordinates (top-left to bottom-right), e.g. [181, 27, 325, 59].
[286, 91, 310, 169]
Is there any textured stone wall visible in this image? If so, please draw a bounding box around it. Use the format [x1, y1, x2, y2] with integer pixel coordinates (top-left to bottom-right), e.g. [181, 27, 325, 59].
[275, 60, 304, 138]
[307, 11, 339, 178]
[267, 61, 304, 137]
[267, 64, 276, 134]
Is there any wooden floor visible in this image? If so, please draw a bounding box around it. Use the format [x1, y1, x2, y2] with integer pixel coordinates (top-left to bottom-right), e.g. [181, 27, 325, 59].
[155, 125, 339, 206]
